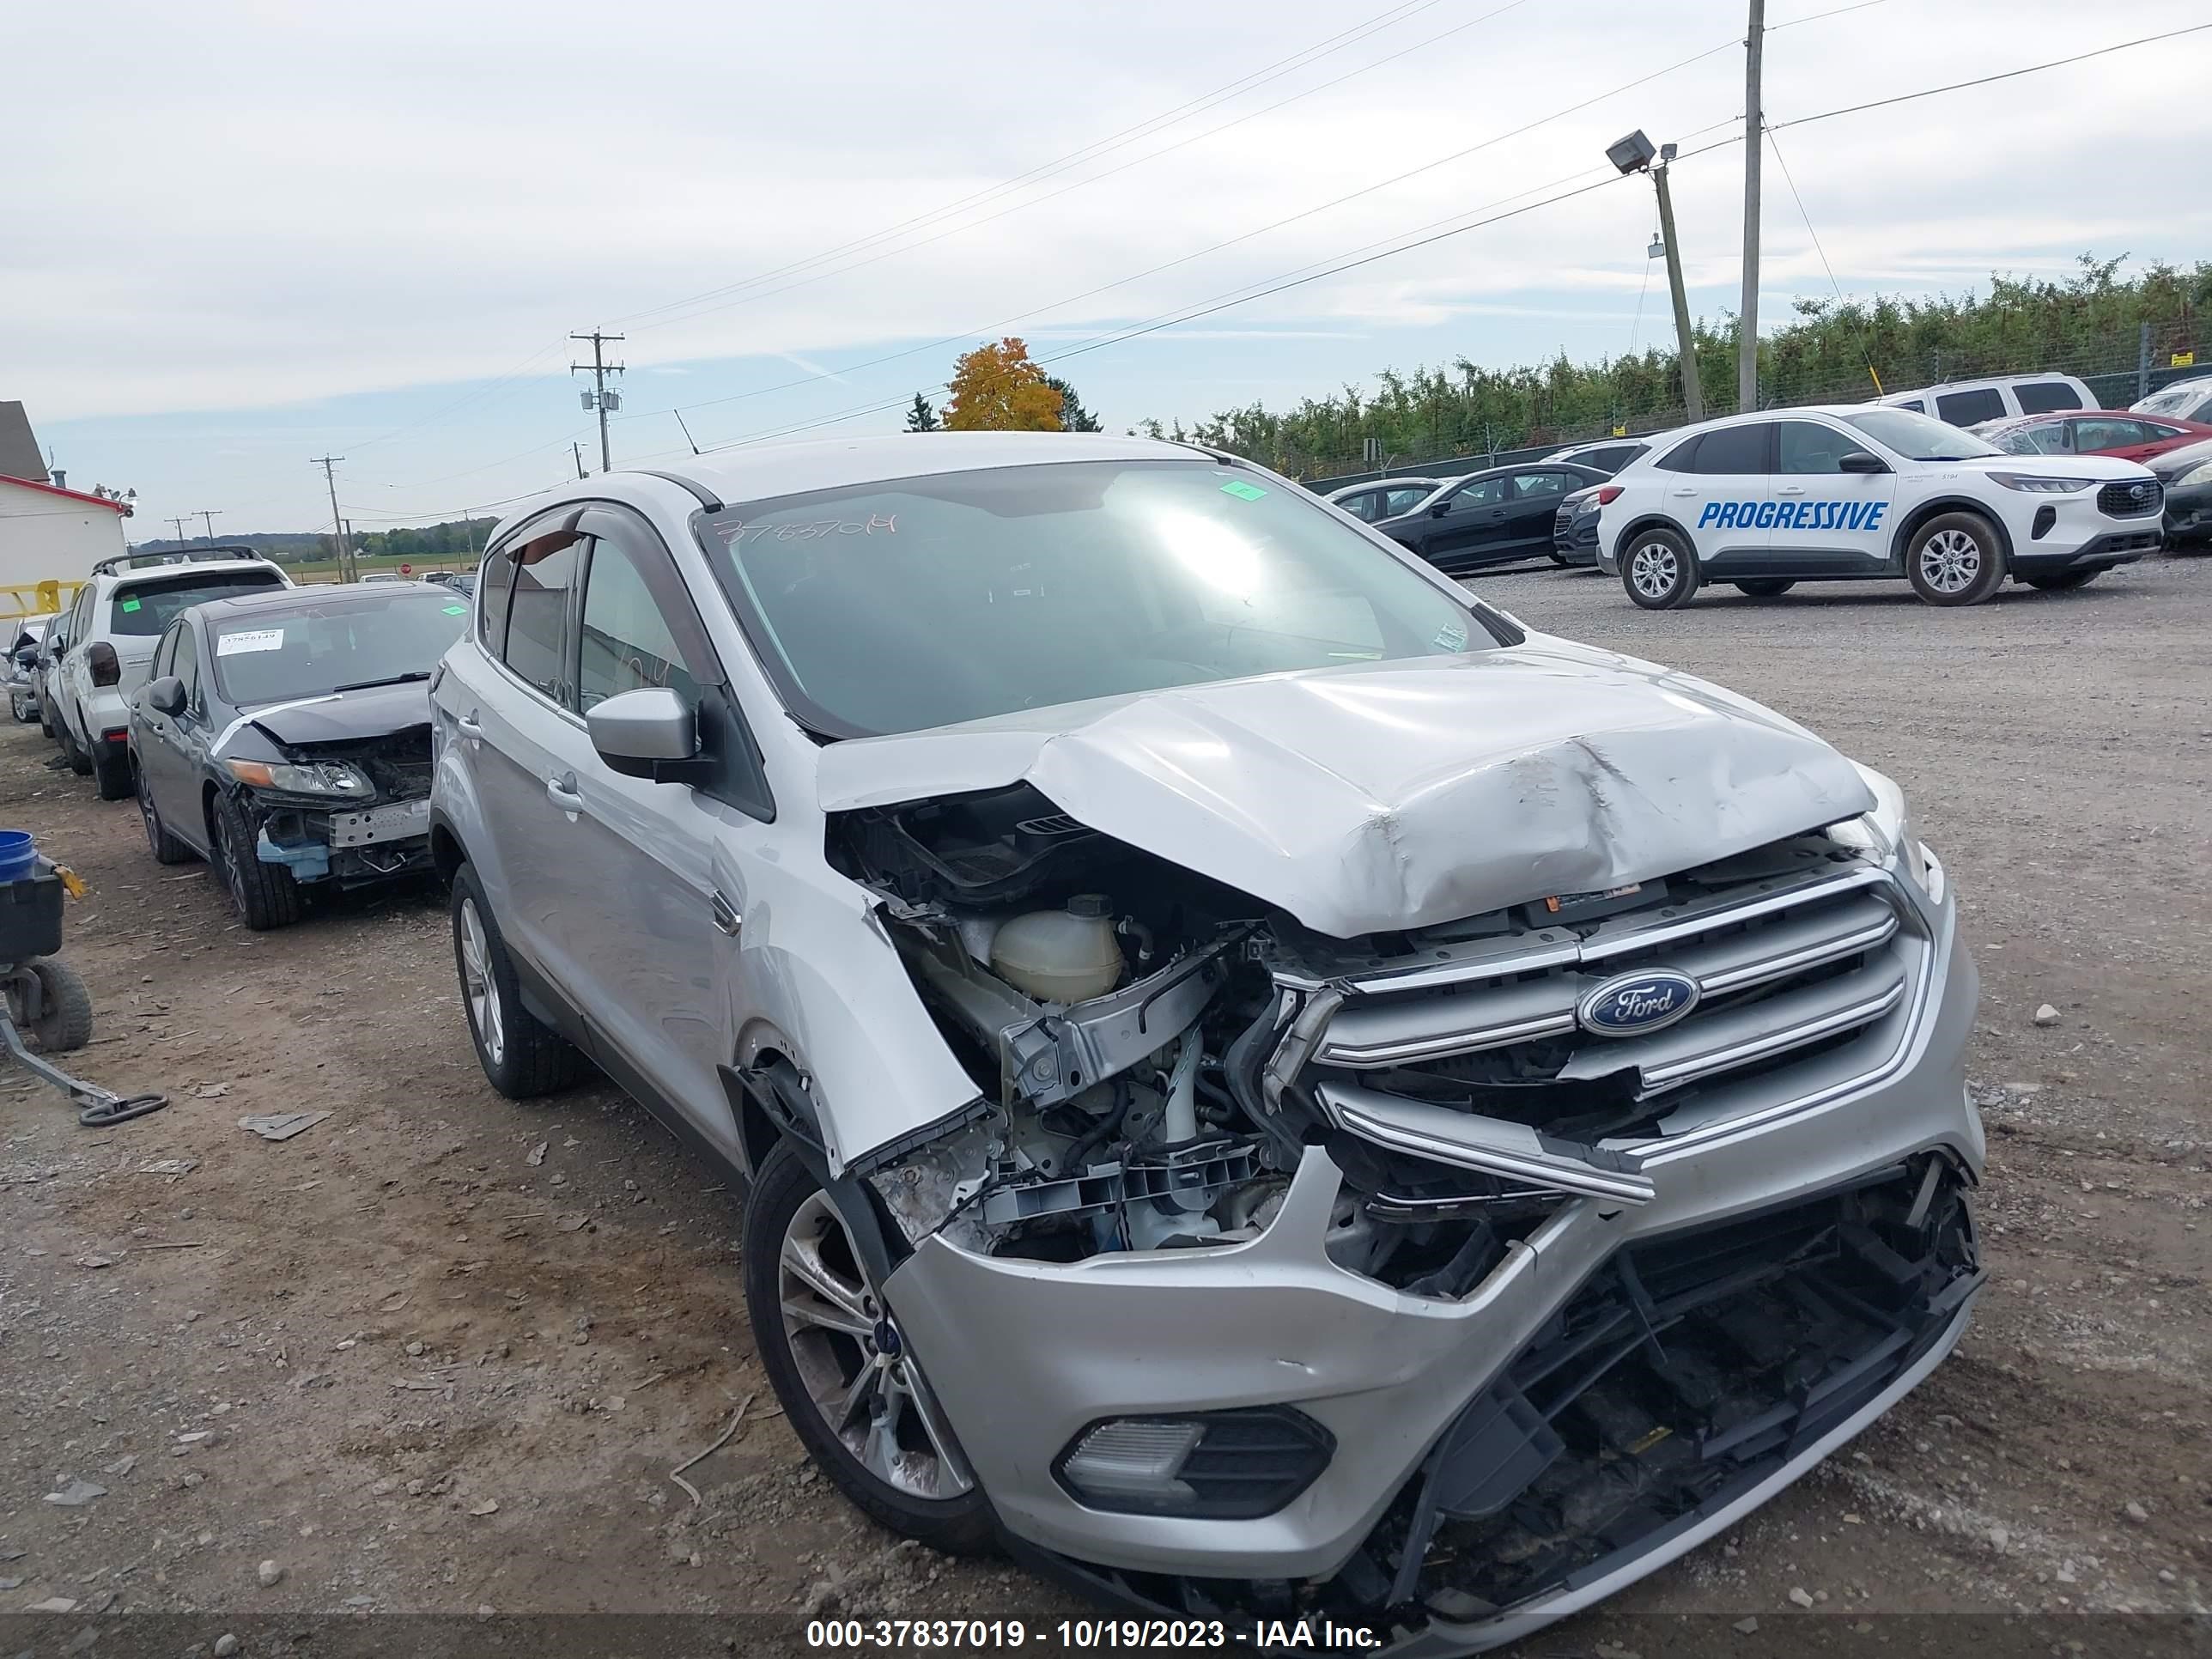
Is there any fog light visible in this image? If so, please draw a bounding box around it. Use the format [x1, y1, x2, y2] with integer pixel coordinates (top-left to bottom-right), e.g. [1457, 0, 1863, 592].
[1054, 1407, 1333, 1518]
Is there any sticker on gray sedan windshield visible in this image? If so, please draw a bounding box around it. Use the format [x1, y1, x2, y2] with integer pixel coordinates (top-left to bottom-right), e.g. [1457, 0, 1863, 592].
[216, 629, 285, 656]
[1219, 480, 1267, 501]
[1434, 621, 1468, 650]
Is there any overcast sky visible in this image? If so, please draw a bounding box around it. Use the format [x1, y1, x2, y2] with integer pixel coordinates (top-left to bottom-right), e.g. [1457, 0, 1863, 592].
[9, 0, 2209, 538]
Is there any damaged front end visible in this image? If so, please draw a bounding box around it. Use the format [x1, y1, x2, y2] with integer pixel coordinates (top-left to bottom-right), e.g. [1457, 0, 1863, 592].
[222, 726, 435, 888]
[835, 776, 1981, 1651]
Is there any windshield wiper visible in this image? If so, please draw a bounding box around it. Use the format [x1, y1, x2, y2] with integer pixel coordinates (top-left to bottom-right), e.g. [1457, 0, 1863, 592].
[327, 671, 432, 694]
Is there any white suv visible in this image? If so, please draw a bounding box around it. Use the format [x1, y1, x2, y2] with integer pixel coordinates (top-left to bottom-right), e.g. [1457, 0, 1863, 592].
[51, 550, 291, 798]
[1596, 405, 2164, 609]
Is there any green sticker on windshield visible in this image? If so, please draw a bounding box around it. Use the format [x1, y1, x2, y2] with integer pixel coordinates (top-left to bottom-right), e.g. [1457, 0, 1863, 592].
[1219, 480, 1267, 501]
[119, 598, 142, 612]
[442, 604, 467, 615]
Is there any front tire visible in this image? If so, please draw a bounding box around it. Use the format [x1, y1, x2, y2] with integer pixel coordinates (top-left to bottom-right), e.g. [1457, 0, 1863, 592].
[1907, 512, 2007, 605]
[744, 1141, 993, 1556]
[135, 768, 194, 865]
[213, 792, 301, 931]
[2026, 568, 2101, 591]
[1733, 578, 1796, 597]
[449, 861, 583, 1098]
[1621, 528, 1700, 610]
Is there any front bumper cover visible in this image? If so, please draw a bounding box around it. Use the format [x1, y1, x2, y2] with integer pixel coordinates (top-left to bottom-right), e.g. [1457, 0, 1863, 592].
[883, 872, 1979, 1650]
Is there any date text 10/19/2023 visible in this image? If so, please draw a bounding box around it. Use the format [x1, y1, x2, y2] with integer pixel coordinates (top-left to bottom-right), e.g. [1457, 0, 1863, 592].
[805, 1618, 1385, 1650]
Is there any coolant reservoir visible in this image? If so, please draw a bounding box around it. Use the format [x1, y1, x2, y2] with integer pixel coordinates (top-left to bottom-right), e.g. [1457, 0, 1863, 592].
[991, 895, 1123, 1005]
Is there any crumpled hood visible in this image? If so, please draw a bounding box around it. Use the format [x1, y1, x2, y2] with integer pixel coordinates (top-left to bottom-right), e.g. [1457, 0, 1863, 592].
[816, 636, 1876, 939]
[242, 681, 431, 748]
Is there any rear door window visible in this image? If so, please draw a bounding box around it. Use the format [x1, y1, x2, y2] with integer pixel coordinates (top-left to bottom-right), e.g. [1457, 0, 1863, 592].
[109, 570, 285, 637]
[1686, 422, 1771, 475]
[1935, 388, 2005, 427]
[2013, 381, 2084, 415]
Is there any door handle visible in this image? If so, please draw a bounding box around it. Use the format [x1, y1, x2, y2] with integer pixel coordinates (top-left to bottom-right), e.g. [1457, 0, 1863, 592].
[1669, 489, 1699, 498]
[1777, 486, 1808, 495]
[456, 711, 484, 740]
[546, 773, 584, 812]
[711, 890, 742, 937]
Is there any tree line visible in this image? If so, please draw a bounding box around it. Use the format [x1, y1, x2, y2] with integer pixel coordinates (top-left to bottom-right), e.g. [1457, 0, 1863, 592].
[1138, 255, 2210, 478]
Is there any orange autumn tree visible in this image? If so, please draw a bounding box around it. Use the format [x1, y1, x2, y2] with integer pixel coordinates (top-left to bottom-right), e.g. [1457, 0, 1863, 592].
[941, 337, 1065, 431]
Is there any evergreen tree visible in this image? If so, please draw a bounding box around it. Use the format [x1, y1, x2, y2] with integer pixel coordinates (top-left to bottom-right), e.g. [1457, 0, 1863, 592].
[905, 392, 940, 432]
[1042, 376, 1103, 432]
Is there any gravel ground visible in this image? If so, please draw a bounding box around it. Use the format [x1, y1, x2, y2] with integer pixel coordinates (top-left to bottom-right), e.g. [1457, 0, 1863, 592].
[0, 552, 2204, 1651]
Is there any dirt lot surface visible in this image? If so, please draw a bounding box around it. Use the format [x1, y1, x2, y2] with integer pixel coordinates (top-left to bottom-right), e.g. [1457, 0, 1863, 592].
[1, 555, 2205, 1650]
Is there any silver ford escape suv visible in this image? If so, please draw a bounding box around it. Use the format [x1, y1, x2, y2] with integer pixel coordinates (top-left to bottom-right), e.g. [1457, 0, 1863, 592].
[428, 434, 1982, 1651]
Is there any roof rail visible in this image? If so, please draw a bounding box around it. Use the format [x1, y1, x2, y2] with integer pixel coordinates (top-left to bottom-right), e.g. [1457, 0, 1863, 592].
[91, 545, 273, 578]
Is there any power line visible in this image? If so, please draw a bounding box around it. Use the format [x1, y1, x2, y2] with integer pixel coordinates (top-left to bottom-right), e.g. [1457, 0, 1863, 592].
[608, 0, 1461, 331]
[625, 0, 1540, 337]
[619, 33, 1742, 433]
[1763, 118, 1884, 394]
[1771, 20, 2212, 132]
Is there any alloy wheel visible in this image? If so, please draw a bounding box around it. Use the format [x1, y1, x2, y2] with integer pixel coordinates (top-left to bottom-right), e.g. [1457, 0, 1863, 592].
[1629, 540, 1679, 601]
[457, 897, 505, 1066]
[1918, 528, 1981, 594]
[778, 1190, 971, 1501]
[137, 782, 161, 854]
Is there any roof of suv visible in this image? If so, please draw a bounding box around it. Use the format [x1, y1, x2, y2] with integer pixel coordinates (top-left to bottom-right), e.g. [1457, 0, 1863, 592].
[102, 556, 280, 590]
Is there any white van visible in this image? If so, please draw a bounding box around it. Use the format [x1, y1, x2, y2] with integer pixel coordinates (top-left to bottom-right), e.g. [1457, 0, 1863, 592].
[1877, 374, 2092, 428]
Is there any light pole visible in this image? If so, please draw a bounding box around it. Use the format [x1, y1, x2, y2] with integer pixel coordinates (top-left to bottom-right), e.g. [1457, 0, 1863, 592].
[1608, 131, 1704, 423]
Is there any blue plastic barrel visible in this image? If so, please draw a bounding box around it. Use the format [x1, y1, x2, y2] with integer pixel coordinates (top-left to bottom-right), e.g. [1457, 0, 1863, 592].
[0, 831, 36, 884]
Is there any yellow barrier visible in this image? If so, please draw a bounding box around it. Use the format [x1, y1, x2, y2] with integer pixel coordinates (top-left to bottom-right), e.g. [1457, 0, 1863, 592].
[0, 580, 85, 620]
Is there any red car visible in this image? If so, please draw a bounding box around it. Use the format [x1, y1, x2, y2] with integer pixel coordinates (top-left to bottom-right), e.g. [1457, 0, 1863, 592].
[1974, 408, 2212, 465]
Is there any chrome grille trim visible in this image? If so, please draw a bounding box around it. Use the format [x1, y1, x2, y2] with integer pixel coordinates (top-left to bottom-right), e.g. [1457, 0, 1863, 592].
[1636, 975, 1907, 1091]
[1314, 873, 1904, 1073]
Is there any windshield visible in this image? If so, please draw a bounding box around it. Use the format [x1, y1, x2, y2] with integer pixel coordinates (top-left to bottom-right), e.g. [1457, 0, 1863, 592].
[698, 459, 1494, 738]
[210, 589, 471, 705]
[111, 569, 285, 637]
[1841, 408, 2004, 461]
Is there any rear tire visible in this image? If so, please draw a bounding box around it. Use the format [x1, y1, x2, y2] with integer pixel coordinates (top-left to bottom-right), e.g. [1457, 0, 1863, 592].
[16, 957, 94, 1054]
[93, 744, 133, 802]
[744, 1140, 994, 1556]
[2026, 568, 2101, 591]
[1733, 579, 1796, 598]
[213, 792, 301, 931]
[1621, 528, 1700, 610]
[60, 724, 93, 776]
[449, 861, 584, 1098]
[1906, 512, 2007, 606]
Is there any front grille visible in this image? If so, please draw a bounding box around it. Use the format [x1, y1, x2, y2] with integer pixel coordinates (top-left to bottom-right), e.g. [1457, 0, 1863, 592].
[2099, 477, 2163, 518]
[1285, 847, 1923, 1179]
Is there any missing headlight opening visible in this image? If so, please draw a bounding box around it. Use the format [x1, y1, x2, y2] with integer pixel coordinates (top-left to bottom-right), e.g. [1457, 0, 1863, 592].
[843, 783, 1927, 1305]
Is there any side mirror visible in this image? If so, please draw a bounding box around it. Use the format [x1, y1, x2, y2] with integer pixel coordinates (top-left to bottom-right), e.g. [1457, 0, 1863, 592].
[145, 675, 187, 717]
[1838, 450, 1889, 475]
[1429, 500, 1453, 517]
[587, 685, 710, 784]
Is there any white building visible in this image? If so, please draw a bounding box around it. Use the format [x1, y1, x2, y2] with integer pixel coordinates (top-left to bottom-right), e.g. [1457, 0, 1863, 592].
[0, 471, 131, 589]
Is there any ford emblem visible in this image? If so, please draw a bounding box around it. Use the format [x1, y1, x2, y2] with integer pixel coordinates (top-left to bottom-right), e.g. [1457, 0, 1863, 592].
[1578, 969, 1701, 1036]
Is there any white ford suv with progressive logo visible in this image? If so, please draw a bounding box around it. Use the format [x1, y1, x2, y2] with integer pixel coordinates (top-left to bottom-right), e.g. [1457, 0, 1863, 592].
[1595, 405, 2164, 609]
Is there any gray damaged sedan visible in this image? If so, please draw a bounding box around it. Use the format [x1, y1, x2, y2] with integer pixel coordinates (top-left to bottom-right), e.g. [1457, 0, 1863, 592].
[426, 434, 1984, 1650]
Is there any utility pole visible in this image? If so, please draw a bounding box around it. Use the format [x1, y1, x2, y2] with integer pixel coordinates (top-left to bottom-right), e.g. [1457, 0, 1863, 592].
[166, 515, 191, 548]
[1651, 155, 1705, 422]
[570, 331, 625, 473]
[1739, 0, 1765, 414]
[196, 508, 220, 544]
[311, 455, 349, 581]
[573, 441, 587, 481]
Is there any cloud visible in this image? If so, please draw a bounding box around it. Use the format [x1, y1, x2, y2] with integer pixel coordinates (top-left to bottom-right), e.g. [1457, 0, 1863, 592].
[11, 0, 2209, 527]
